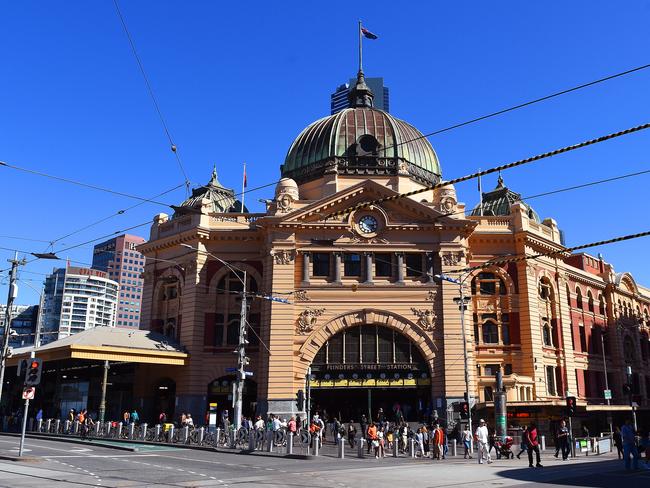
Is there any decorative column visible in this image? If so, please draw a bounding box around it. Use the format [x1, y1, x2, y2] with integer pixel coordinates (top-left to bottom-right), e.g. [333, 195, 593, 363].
[301, 252, 310, 285]
[425, 252, 435, 283]
[333, 252, 342, 284]
[364, 252, 373, 284]
[395, 253, 404, 284]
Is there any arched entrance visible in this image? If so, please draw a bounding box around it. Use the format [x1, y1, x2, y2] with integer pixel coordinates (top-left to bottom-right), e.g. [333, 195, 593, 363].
[309, 324, 432, 423]
[207, 377, 257, 421]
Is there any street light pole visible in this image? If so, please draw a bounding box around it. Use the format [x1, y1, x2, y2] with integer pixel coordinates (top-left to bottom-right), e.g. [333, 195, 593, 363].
[626, 365, 638, 431]
[600, 330, 613, 436]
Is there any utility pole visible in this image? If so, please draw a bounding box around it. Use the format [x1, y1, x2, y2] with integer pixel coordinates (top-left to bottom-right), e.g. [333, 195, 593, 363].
[626, 366, 638, 431]
[0, 252, 26, 406]
[600, 331, 613, 436]
[234, 270, 247, 431]
[436, 272, 473, 453]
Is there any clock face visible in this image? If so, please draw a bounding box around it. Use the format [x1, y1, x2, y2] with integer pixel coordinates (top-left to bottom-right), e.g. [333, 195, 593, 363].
[358, 215, 378, 234]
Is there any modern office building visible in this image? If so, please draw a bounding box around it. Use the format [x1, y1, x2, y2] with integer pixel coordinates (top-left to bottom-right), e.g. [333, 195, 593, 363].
[92, 234, 146, 328]
[0, 304, 39, 347]
[330, 76, 389, 114]
[41, 265, 119, 344]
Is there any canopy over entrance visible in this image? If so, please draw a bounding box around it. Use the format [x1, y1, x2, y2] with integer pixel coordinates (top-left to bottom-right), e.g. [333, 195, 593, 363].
[8, 327, 188, 366]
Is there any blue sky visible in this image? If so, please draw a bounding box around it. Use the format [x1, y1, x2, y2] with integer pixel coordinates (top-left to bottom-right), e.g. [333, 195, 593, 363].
[2, 1, 650, 304]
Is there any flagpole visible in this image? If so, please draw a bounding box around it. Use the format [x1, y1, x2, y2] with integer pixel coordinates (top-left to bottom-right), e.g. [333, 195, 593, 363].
[358, 19, 363, 73]
[241, 162, 246, 213]
[478, 169, 483, 217]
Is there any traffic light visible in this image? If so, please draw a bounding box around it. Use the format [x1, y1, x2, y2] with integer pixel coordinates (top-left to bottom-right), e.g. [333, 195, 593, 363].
[565, 396, 576, 417]
[459, 401, 470, 419]
[24, 358, 42, 386]
[296, 389, 305, 411]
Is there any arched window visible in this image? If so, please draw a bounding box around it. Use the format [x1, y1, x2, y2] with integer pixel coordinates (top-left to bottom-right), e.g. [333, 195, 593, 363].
[163, 318, 177, 339]
[576, 287, 583, 310]
[587, 291, 594, 313]
[211, 271, 260, 347]
[542, 322, 553, 347]
[482, 320, 499, 344]
[599, 295, 606, 316]
[624, 336, 635, 362]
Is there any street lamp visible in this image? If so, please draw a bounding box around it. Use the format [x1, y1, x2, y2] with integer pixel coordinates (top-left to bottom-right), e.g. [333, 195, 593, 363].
[180, 244, 249, 430]
[435, 272, 473, 450]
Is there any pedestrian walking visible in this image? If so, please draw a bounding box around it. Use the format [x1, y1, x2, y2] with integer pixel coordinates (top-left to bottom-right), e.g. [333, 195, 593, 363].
[462, 425, 473, 459]
[415, 428, 425, 457]
[475, 419, 492, 464]
[422, 425, 430, 458]
[556, 420, 570, 460]
[516, 426, 528, 459]
[621, 419, 639, 471]
[122, 410, 130, 425]
[130, 409, 139, 425]
[367, 422, 379, 458]
[432, 424, 445, 460]
[526, 422, 543, 468]
[613, 427, 623, 459]
[347, 420, 357, 448]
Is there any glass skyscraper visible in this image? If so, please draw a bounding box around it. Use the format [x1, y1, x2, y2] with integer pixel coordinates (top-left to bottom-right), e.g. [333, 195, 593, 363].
[330, 77, 390, 114]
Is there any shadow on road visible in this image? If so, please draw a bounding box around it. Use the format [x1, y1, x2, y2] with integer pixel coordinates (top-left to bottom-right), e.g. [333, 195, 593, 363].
[494, 459, 650, 488]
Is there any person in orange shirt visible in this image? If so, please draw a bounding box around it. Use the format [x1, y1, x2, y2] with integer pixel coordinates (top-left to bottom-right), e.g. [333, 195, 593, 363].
[367, 422, 379, 458]
[432, 424, 445, 460]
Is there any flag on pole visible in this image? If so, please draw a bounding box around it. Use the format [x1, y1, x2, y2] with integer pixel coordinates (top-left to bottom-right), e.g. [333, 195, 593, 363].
[361, 27, 378, 39]
[243, 163, 248, 188]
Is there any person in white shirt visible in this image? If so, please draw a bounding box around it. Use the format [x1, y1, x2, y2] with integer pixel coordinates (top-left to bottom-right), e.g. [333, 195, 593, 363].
[254, 416, 265, 430]
[475, 419, 492, 464]
[462, 426, 473, 459]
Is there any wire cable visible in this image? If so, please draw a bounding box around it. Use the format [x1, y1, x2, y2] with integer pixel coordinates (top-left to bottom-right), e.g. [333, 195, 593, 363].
[325, 121, 650, 220]
[112, 0, 191, 193]
[449, 230, 650, 275]
[363, 62, 650, 158]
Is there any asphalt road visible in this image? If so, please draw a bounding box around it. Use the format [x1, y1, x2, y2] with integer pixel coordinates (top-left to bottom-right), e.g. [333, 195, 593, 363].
[0, 435, 648, 488]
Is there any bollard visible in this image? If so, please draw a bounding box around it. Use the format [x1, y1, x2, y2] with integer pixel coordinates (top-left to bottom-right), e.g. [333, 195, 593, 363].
[155, 424, 161, 441]
[142, 423, 148, 440]
[36, 419, 42, 432]
[452, 439, 457, 457]
[117, 423, 123, 439]
[409, 438, 415, 458]
[74, 420, 80, 434]
[183, 425, 189, 444]
[94, 422, 100, 436]
[229, 429, 235, 448]
[540, 435, 546, 451]
[46, 419, 52, 433]
[267, 431, 274, 452]
[357, 438, 365, 458]
[168, 425, 175, 443]
[199, 426, 205, 445]
[287, 432, 294, 455]
[249, 430, 256, 451]
[64, 420, 70, 433]
[216, 428, 221, 446]
[393, 438, 398, 458]
[338, 437, 345, 459]
[129, 422, 135, 440]
[313, 435, 319, 456]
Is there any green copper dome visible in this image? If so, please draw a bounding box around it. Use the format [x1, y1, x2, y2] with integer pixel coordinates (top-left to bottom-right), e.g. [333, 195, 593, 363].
[281, 72, 442, 185]
[471, 175, 540, 222]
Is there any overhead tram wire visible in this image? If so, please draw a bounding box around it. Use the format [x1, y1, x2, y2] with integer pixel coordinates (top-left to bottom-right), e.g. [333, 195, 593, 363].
[112, 0, 191, 194]
[431, 167, 650, 222]
[448, 230, 650, 276]
[359, 62, 650, 158]
[325, 121, 650, 220]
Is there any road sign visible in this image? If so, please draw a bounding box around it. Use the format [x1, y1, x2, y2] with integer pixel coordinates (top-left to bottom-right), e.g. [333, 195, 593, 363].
[225, 367, 237, 373]
[22, 387, 35, 400]
[244, 371, 254, 376]
[604, 389, 612, 400]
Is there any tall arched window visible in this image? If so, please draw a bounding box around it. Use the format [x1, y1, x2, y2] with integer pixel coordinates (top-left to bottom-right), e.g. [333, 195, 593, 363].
[587, 291, 594, 313]
[576, 287, 583, 310]
[471, 272, 507, 296]
[482, 320, 499, 344]
[542, 320, 553, 347]
[539, 277, 558, 348]
[599, 295, 606, 316]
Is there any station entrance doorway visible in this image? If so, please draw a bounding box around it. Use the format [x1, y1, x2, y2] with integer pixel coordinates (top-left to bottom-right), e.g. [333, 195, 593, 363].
[309, 324, 432, 423]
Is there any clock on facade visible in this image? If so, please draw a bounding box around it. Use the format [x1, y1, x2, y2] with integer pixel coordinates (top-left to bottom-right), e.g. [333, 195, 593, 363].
[358, 215, 378, 234]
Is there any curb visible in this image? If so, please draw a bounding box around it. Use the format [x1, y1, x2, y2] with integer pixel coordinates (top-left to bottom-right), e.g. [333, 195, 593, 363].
[0, 454, 41, 462]
[0, 432, 139, 452]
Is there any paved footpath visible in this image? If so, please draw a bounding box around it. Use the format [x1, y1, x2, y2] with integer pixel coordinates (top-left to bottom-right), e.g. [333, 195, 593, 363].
[0, 435, 648, 488]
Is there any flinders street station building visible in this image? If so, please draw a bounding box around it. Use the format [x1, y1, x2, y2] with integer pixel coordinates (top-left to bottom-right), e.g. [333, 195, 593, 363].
[135, 71, 650, 432]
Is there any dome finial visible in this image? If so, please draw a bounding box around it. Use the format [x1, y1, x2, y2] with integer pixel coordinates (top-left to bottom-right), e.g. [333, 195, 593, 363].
[496, 170, 504, 188]
[348, 69, 375, 108]
[209, 164, 223, 188]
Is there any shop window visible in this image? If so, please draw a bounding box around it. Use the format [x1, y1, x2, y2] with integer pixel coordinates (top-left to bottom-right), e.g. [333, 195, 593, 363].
[312, 253, 330, 277]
